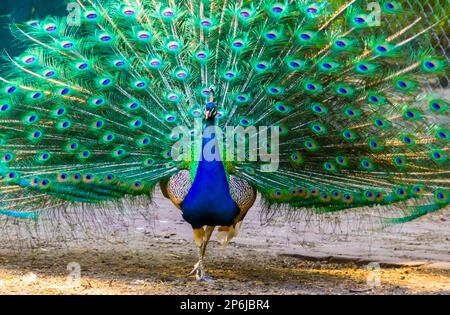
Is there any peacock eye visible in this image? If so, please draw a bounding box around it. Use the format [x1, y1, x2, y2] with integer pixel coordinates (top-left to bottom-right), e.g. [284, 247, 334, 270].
[354, 16, 365, 24]
[300, 33, 311, 40]
[86, 13, 97, 19]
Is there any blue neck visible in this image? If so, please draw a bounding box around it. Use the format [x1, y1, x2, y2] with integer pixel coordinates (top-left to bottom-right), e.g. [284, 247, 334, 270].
[180, 118, 239, 228]
[198, 118, 225, 182]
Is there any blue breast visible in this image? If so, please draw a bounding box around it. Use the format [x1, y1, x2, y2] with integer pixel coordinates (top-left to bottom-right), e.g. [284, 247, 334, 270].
[181, 121, 239, 228]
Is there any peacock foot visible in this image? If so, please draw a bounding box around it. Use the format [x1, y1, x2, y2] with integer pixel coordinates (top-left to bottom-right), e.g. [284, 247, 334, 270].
[188, 261, 215, 283]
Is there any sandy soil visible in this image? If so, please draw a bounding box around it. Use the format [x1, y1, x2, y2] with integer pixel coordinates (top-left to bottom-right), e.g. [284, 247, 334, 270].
[0, 191, 449, 295]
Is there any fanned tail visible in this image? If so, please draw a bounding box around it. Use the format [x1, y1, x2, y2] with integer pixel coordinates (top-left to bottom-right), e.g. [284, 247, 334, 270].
[0, 0, 448, 224]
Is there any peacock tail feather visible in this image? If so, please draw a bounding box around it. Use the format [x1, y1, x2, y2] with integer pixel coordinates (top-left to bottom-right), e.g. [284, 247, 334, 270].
[0, 0, 448, 223]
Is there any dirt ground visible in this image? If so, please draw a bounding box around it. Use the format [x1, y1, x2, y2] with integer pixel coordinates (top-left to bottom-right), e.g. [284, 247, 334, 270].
[0, 191, 449, 295]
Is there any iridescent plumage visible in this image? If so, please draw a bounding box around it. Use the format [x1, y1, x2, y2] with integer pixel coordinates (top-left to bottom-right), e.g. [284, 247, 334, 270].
[0, 0, 448, 280]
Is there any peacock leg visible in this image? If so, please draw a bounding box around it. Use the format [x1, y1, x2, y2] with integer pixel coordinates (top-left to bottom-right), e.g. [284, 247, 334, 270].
[189, 226, 215, 282]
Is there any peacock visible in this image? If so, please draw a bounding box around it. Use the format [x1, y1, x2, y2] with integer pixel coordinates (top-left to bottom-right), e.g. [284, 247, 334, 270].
[0, 0, 448, 282]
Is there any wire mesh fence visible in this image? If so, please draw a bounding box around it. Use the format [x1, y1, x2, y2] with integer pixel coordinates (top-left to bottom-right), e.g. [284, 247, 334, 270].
[404, 0, 449, 91]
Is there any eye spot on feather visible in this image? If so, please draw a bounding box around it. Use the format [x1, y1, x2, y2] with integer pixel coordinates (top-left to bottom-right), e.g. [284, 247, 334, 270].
[167, 41, 180, 51]
[300, 33, 311, 40]
[376, 45, 387, 53]
[358, 64, 368, 71]
[338, 87, 347, 94]
[271, 4, 285, 14]
[432, 103, 441, 110]
[7, 86, 17, 93]
[232, 40, 244, 48]
[101, 79, 111, 86]
[200, 19, 212, 27]
[94, 98, 104, 105]
[240, 119, 250, 126]
[134, 81, 146, 88]
[162, 8, 175, 17]
[100, 35, 112, 42]
[196, 52, 207, 59]
[137, 31, 151, 40]
[149, 59, 161, 67]
[256, 63, 267, 69]
[266, 32, 278, 40]
[225, 71, 233, 78]
[166, 115, 176, 122]
[127, 102, 139, 110]
[268, 87, 282, 95]
[240, 11, 250, 18]
[60, 88, 70, 95]
[385, 2, 395, 9]
[432, 151, 442, 160]
[374, 119, 384, 127]
[85, 12, 98, 19]
[114, 60, 126, 67]
[324, 162, 335, 172]
[44, 70, 56, 78]
[312, 104, 324, 113]
[398, 81, 407, 88]
[353, 16, 365, 24]
[28, 20, 40, 27]
[61, 41, 74, 49]
[122, 7, 136, 16]
[3, 153, 12, 162]
[425, 61, 435, 69]
[394, 156, 406, 167]
[24, 56, 36, 64]
[44, 24, 57, 32]
[78, 63, 88, 70]
[403, 136, 412, 145]
[436, 130, 447, 140]
[275, 103, 289, 113]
